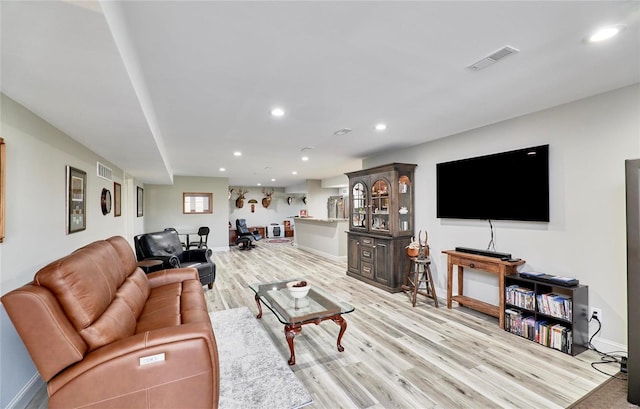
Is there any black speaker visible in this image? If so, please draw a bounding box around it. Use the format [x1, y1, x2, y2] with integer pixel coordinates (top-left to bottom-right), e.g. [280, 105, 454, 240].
[625, 159, 640, 405]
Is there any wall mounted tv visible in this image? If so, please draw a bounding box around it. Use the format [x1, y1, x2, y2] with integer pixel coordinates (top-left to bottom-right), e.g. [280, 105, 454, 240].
[436, 144, 549, 222]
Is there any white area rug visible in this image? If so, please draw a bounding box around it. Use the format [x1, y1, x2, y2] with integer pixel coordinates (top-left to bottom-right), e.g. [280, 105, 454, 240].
[209, 307, 313, 409]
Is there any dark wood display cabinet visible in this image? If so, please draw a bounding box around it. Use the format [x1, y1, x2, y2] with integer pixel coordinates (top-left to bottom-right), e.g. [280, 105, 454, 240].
[345, 163, 416, 292]
[504, 274, 589, 356]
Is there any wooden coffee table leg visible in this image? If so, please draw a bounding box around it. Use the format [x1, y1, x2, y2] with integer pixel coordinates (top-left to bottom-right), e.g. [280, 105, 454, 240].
[285, 324, 301, 365]
[254, 294, 263, 319]
[331, 315, 347, 352]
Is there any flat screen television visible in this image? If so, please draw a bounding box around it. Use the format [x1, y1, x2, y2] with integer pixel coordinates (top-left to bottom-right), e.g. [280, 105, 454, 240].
[436, 144, 549, 222]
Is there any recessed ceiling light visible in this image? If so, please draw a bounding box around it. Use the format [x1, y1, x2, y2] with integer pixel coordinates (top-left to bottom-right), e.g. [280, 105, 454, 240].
[271, 178, 276, 182]
[375, 123, 387, 131]
[302, 156, 309, 161]
[219, 167, 226, 172]
[292, 171, 298, 175]
[233, 151, 242, 156]
[257, 183, 262, 186]
[271, 107, 285, 117]
[588, 25, 625, 43]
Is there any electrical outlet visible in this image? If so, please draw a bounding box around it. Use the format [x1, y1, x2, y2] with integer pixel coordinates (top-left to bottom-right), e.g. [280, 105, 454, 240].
[589, 307, 603, 324]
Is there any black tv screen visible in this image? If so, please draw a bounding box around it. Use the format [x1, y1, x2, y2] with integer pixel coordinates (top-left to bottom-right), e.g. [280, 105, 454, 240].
[436, 145, 549, 222]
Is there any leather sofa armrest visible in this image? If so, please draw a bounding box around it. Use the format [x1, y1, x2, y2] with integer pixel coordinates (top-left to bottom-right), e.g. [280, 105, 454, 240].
[1, 284, 89, 382]
[47, 322, 219, 408]
[146, 267, 199, 288]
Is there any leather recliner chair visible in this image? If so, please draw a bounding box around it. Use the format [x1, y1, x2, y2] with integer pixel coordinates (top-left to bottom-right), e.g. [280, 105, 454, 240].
[235, 219, 262, 250]
[134, 230, 215, 288]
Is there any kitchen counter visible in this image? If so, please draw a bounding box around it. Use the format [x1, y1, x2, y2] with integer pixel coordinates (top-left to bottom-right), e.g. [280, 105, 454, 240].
[293, 218, 348, 261]
[295, 218, 348, 223]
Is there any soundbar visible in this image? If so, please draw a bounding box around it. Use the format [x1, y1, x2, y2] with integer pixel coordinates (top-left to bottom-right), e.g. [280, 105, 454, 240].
[455, 247, 512, 259]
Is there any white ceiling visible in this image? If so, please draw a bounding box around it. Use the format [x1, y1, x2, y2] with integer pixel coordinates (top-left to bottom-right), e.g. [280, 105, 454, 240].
[2, 1, 639, 187]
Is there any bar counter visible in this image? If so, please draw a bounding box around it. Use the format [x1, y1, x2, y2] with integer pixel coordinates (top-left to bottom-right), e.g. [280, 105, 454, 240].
[293, 218, 349, 261]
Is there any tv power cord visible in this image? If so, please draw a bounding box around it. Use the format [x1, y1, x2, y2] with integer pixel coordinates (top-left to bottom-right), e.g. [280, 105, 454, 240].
[588, 314, 628, 379]
[486, 219, 496, 252]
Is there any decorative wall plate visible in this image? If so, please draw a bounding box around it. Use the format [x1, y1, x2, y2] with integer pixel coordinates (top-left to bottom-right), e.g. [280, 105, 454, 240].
[101, 188, 112, 215]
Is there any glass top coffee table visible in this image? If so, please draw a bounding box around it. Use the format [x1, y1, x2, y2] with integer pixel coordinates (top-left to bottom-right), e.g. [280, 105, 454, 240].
[249, 279, 355, 365]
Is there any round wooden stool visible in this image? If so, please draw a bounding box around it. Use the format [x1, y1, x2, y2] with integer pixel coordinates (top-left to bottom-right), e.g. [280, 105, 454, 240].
[402, 257, 439, 307]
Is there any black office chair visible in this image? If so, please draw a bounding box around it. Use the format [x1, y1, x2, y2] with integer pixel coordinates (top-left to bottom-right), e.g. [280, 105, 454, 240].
[235, 219, 262, 250]
[188, 226, 210, 249]
[164, 227, 186, 249]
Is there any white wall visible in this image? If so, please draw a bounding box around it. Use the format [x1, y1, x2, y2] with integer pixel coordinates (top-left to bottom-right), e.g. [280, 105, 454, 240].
[294, 219, 349, 261]
[321, 174, 350, 188]
[227, 182, 341, 236]
[229, 187, 306, 228]
[145, 180, 342, 248]
[228, 183, 341, 238]
[305, 180, 340, 219]
[1, 83, 637, 406]
[144, 176, 229, 250]
[0, 94, 141, 408]
[364, 84, 640, 350]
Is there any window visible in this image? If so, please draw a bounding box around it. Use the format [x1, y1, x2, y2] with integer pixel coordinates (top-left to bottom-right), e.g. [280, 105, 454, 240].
[183, 192, 213, 214]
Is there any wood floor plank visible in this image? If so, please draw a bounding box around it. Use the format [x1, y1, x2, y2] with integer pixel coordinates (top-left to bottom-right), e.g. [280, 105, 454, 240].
[26, 241, 611, 409]
[210, 243, 611, 408]
[403, 367, 498, 409]
[345, 361, 436, 409]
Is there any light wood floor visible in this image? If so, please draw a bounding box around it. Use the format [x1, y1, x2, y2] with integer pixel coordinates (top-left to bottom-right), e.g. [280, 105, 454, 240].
[28, 241, 611, 408]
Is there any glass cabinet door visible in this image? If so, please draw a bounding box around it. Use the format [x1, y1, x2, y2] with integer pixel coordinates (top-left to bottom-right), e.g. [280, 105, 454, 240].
[398, 175, 411, 232]
[371, 179, 390, 233]
[351, 182, 367, 229]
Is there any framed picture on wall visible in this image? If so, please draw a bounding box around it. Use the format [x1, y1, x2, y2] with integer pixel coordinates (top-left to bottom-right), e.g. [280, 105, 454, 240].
[137, 186, 143, 217]
[66, 166, 87, 234]
[113, 182, 121, 217]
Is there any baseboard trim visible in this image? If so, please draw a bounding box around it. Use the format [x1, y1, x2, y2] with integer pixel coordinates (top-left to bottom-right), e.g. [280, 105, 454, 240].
[210, 246, 229, 252]
[588, 333, 627, 355]
[294, 244, 347, 263]
[5, 372, 44, 409]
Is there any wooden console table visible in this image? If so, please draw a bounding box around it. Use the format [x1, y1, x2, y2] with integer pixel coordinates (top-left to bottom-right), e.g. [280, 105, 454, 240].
[442, 250, 524, 329]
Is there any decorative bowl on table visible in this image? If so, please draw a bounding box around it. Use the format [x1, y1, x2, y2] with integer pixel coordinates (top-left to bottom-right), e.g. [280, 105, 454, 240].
[286, 280, 310, 298]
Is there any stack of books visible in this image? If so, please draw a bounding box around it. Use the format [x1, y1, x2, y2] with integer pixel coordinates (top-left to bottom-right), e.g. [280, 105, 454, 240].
[504, 310, 573, 354]
[506, 285, 535, 310]
[536, 321, 573, 354]
[537, 293, 572, 321]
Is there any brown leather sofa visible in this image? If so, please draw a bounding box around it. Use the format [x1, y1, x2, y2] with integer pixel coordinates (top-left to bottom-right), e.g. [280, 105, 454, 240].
[1, 236, 219, 408]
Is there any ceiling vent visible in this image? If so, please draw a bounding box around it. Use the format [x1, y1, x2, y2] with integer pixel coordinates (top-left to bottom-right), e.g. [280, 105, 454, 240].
[467, 46, 519, 71]
[97, 162, 113, 181]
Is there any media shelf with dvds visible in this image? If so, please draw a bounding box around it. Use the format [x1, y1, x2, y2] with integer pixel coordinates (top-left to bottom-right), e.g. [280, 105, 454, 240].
[504, 273, 589, 356]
